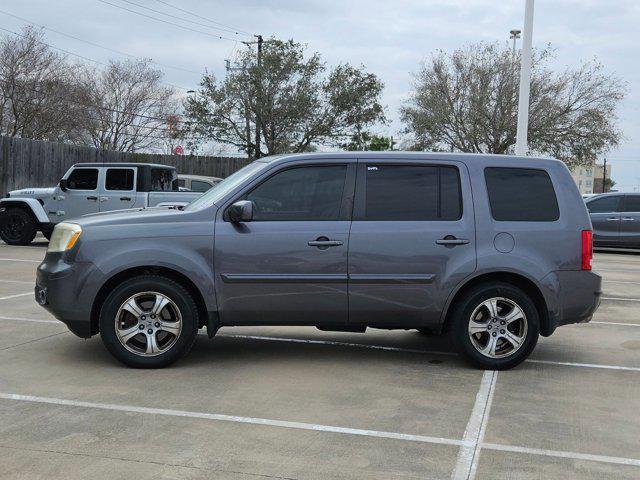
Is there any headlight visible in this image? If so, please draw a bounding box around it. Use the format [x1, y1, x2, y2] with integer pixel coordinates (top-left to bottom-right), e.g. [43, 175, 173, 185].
[48, 223, 82, 252]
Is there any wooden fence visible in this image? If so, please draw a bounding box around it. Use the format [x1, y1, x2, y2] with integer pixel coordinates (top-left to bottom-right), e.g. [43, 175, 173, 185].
[0, 136, 252, 197]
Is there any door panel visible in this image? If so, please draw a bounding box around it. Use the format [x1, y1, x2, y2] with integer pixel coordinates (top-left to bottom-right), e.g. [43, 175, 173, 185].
[100, 168, 137, 211]
[620, 195, 640, 246]
[214, 163, 355, 326]
[59, 167, 102, 220]
[348, 161, 476, 328]
[587, 195, 622, 246]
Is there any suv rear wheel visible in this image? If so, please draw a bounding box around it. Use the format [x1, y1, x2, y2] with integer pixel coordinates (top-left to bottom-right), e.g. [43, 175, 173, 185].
[0, 208, 37, 245]
[450, 282, 539, 370]
[99, 275, 199, 368]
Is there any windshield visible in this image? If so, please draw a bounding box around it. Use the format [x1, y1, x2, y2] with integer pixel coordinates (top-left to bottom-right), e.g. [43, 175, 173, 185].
[184, 161, 266, 211]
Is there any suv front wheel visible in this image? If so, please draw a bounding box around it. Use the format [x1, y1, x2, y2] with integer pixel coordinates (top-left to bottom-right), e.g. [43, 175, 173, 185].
[450, 282, 539, 370]
[99, 275, 199, 368]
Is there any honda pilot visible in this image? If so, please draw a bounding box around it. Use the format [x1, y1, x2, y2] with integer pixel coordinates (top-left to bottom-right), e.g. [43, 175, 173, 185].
[35, 152, 602, 370]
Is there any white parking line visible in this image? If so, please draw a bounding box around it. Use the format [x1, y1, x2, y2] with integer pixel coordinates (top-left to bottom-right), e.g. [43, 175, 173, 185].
[591, 321, 640, 327]
[1, 391, 639, 470]
[604, 280, 640, 285]
[602, 296, 640, 302]
[0, 392, 466, 447]
[452, 370, 497, 480]
[0, 319, 637, 373]
[218, 334, 640, 372]
[0, 279, 33, 285]
[0, 258, 40, 263]
[0, 292, 33, 301]
[0, 316, 58, 324]
[482, 443, 640, 468]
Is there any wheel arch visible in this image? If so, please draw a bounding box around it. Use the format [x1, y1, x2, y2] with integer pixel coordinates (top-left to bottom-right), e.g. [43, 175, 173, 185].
[90, 266, 209, 336]
[0, 198, 49, 223]
[440, 271, 552, 337]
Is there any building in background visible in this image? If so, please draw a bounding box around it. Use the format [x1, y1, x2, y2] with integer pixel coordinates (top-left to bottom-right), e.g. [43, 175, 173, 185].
[593, 162, 614, 193]
[570, 162, 612, 194]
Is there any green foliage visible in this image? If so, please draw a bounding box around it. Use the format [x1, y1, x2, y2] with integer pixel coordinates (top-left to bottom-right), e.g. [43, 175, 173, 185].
[182, 39, 385, 157]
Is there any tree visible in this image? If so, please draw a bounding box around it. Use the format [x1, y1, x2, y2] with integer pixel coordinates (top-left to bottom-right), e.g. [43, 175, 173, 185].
[401, 43, 625, 166]
[182, 39, 385, 157]
[78, 59, 178, 152]
[0, 27, 86, 142]
[342, 132, 393, 151]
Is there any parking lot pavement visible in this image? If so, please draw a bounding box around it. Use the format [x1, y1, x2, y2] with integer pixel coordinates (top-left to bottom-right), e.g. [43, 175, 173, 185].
[0, 243, 639, 479]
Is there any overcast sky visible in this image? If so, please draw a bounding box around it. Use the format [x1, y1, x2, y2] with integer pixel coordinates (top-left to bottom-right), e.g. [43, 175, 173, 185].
[4, 0, 640, 190]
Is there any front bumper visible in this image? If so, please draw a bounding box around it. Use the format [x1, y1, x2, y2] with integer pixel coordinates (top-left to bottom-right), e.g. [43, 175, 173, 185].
[35, 252, 99, 338]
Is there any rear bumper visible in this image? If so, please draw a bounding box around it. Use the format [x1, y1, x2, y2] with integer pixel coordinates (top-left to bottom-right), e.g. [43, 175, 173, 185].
[543, 270, 602, 335]
[35, 253, 100, 338]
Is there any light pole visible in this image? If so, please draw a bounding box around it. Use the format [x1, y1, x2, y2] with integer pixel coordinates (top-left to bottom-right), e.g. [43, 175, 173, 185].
[515, 0, 535, 156]
[509, 29, 521, 61]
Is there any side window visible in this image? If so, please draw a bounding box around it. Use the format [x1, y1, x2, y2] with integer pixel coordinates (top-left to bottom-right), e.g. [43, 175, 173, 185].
[623, 196, 640, 213]
[587, 196, 621, 213]
[485, 168, 559, 221]
[360, 165, 461, 221]
[66, 168, 98, 190]
[245, 165, 347, 221]
[150, 168, 178, 192]
[191, 180, 212, 192]
[105, 168, 134, 191]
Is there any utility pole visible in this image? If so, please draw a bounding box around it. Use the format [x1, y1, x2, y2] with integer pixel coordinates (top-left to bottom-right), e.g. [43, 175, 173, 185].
[515, 0, 535, 156]
[602, 157, 607, 193]
[255, 35, 263, 159]
[242, 35, 264, 159]
[509, 29, 521, 61]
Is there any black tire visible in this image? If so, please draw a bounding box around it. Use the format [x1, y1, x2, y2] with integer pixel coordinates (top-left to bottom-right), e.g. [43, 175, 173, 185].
[99, 275, 199, 368]
[0, 208, 37, 245]
[450, 282, 539, 370]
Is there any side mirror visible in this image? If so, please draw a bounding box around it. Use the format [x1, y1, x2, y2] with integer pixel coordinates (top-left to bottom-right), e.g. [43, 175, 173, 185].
[228, 200, 253, 223]
[59, 179, 68, 192]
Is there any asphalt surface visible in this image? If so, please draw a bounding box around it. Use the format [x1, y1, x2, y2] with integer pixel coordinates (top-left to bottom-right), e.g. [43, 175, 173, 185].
[0, 236, 639, 479]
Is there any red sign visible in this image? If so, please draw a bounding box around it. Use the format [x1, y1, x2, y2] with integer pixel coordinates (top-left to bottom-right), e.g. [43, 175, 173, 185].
[173, 146, 184, 155]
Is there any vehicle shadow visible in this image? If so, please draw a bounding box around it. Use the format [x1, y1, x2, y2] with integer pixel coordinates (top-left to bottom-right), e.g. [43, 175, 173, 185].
[61, 330, 465, 370]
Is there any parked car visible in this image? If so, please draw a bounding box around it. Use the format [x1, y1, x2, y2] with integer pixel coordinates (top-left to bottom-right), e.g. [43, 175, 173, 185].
[35, 152, 601, 370]
[585, 192, 640, 248]
[0, 163, 203, 245]
[178, 174, 222, 192]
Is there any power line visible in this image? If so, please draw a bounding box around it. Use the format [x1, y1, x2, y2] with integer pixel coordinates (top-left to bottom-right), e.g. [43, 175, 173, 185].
[0, 9, 203, 75]
[153, 0, 253, 36]
[95, 0, 243, 42]
[0, 26, 185, 90]
[118, 0, 245, 36]
[0, 77, 188, 123]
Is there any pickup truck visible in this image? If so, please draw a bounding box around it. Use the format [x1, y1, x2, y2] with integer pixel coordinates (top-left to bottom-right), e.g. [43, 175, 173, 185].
[0, 162, 202, 245]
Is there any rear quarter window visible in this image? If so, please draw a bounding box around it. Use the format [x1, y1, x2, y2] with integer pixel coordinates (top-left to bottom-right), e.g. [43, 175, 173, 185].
[485, 167, 559, 221]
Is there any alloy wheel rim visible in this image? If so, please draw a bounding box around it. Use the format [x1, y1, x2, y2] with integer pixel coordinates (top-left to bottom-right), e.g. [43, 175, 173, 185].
[468, 297, 527, 359]
[114, 291, 182, 357]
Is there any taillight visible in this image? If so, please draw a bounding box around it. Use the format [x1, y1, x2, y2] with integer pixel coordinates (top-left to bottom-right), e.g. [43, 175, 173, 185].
[581, 230, 593, 270]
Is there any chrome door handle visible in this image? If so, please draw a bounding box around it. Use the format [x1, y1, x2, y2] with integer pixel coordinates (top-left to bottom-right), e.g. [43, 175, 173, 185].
[606, 217, 619, 221]
[86, 196, 97, 201]
[436, 237, 470, 245]
[308, 237, 343, 248]
[622, 217, 635, 221]
[120, 197, 132, 201]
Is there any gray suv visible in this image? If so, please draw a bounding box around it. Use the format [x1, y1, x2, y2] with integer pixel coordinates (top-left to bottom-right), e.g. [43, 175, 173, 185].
[35, 153, 602, 370]
[585, 193, 640, 248]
